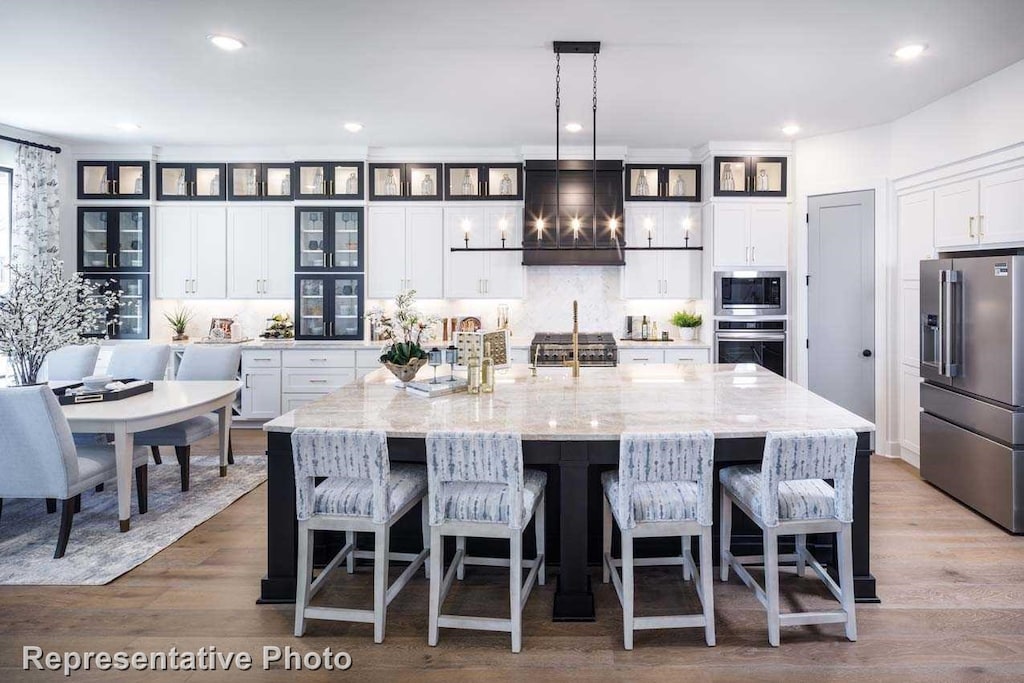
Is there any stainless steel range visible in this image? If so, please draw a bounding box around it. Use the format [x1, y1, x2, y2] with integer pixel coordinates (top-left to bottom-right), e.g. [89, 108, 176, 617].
[530, 332, 618, 367]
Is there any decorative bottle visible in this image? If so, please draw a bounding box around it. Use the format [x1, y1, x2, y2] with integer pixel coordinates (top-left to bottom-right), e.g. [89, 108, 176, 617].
[467, 349, 482, 394]
[384, 169, 398, 195]
[134, 174, 143, 194]
[209, 172, 219, 196]
[481, 341, 495, 394]
[461, 170, 475, 195]
[280, 174, 290, 196]
[97, 167, 108, 194]
[421, 173, 435, 196]
[245, 170, 257, 196]
[176, 171, 187, 195]
[635, 169, 649, 196]
[312, 167, 324, 194]
[757, 168, 769, 191]
[641, 315, 650, 341]
[672, 175, 684, 196]
[345, 171, 358, 194]
[499, 173, 513, 195]
[722, 165, 735, 191]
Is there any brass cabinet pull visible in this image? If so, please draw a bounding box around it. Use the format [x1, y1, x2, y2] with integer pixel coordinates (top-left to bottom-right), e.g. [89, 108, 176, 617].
[112, 179, 119, 195]
[329, 179, 334, 196]
[113, 253, 118, 268]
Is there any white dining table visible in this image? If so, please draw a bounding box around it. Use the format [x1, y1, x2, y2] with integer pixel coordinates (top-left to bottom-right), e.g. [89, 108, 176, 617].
[60, 380, 240, 531]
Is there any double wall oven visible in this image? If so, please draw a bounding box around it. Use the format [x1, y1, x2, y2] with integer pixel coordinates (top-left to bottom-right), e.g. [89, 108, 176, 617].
[714, 271, 787, 377]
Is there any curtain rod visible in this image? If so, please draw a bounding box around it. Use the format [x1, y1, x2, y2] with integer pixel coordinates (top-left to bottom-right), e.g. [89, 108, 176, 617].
[0, 134, 61, 154]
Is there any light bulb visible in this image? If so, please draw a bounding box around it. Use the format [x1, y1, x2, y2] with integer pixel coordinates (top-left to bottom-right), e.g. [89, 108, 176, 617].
[893, 43, 927, 60]
[208, 34, 245, 51]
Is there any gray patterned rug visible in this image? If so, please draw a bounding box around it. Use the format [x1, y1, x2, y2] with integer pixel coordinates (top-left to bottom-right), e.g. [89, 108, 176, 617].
[0, 455, 266, 585]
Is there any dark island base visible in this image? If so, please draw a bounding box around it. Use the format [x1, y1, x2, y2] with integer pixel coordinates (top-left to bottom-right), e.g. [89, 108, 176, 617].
[259, 432, 878, 617]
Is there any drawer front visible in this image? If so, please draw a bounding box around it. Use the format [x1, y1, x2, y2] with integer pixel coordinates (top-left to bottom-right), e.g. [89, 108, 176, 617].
[282, 393, 325, 412]
[619, 349, 665, 365]
[282, 368, 356, 393]
[666, 348, 710, 364]
[283, 349, 355, 368]
[242, 350, 281, 370]
[355, 348, 383, 368]
[509, 348, 530, 365]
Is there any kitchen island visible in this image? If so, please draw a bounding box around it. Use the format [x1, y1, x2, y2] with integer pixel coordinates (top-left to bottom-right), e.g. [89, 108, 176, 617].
[261, 363, 877, 619]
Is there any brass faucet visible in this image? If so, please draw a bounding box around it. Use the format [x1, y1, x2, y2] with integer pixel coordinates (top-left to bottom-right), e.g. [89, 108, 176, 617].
[564, 300, 580, 378]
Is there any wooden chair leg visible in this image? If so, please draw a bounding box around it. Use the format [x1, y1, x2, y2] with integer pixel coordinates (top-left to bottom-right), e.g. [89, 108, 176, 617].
[150, 445, 162, 465]
[622, 530, 635, 650]
[95, 483, 105, 493]
[428, 527, 442, 647]
[346, 531, 356, 574]
[682, 535, 692, 581]
[535, 491, 545, 586]
[46, 498, 56, 514]
[764, 528, 781, 647]
[373, 525, 390, 644]
[73, 494, 82, 514]
[175, 446, 191, 492]
[294, 524, 314, 636]
[719, 491, 733, 582]
[136, 464, 149, 514]
[227, 437, 234, 465]
[795, 533, 807, 577]
[700, 527, 716, 647]
[456, 536, 466, 580]
[510, 531, 523, 653]
[54, 498, 76, 559]
[421, 503, 430, 579]
[838, 524, 858, 641]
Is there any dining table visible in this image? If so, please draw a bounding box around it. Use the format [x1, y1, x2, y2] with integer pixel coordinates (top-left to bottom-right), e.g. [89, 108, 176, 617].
[60, 380, 240, 531]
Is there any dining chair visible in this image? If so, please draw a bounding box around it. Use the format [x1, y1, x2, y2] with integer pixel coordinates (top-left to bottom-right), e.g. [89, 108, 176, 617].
[291, 428, 429, 643]
[42, 345, 100, 382]
[425, 430, 546, 654]
[133, 345, 241, 490]
[719, 429, 858, 646]
[0, 385, 149, 558]
[602, 431, 717, 649]
[106, 344, 171, 381]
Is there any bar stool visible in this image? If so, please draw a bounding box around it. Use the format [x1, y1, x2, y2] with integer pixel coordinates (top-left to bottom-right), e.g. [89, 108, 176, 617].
[719, 428, 858, 647]
[291, 428, 429, 643]
[601, 430, 716, 649]
[425, 431, 546, 654]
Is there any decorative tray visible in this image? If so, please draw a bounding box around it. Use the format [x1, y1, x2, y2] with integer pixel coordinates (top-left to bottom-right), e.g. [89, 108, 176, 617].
[52, 379, 154, 405]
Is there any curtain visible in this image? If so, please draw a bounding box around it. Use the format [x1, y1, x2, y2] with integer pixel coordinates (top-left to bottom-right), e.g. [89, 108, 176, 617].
[11, 144, 60, 265]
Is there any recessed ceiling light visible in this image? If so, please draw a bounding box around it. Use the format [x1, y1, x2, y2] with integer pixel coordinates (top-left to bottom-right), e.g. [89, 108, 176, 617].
[782, 124, 800, 136]
[208, 34, 245, 51]
[343, 122, 363, 133]
[565, 122, 583, 133]
[894, 43, 926, 60]
[115, 122, 141, 132]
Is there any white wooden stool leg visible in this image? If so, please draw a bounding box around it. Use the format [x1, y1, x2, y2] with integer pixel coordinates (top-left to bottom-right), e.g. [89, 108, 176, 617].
[764, 527, 781, 647]
[837, 524, 858, 641]
[421, 502, 430, 579]
[602, 494, 612, 584]
[622, 530, 635, 651]
[428, 526, 442, 647]
[456, 536, 466, 580]
[700, 527, 716, 646]
[294, 524, 314, 637]
[719, 491, 732, 582]
[510, 532, 523, 653]
[682, 535, 691, 581]
[373, 525, 389, 644]
[535, 492, 546, 586]
[795, 533, 807, 577]
[345, 530, 356, 574]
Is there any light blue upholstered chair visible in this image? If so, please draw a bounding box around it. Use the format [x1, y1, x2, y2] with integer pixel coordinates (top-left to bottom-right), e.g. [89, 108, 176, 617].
[425, 431, 546, 654]
[42, 345, 100, 382]
[106, 344, 171, 381]
[0, 385, 149, 558]
[601, 431, 716, 649]
[719, 429, 858, 646]
[291, 428, 428, 643]
[133, 345, 241, 490]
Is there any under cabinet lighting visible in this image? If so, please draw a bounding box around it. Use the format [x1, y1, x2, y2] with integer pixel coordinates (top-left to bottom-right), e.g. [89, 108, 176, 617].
[893, 43, 926, 60]
[565, 122, 583, 133]
[343, 122, 363, 133]
[208, 34, 246, 51]
[782, 124, 800, 136]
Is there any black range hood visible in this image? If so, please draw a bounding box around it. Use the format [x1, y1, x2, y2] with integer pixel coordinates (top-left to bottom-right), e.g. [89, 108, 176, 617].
[522, 159, 625, 266]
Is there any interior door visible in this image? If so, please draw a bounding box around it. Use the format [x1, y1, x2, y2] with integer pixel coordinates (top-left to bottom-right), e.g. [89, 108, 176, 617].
[808, 190, 875, 420]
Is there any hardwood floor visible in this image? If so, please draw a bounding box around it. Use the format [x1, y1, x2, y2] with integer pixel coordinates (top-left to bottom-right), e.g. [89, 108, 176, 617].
[2, 433, 1024, 681]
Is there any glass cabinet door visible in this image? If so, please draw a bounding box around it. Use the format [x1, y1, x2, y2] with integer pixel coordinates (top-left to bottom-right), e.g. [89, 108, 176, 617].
[295, 163, 328, 199]
[407, 163, 442, 199]
[113, 275, 148, 339]
[370, 164, 405, 199]
[114, 209, 148, 271]
[331, 276, 363, 339]
[81, 276, 112, 337]
[331, 163, 362, 198]
[750, 157, 787, 197]
[157, 164, 190, 200]
[115, 163, 148, 198]
[296, 277, 327, 338]
[714, 157, 750, 196]
[331, 208, 363, 270]
[296, 209, 328, 270]
[229, 164, 261, 200]
[625, 165, 661, 200]
[78, 162, 112, 199]
[193, 163, 225, 200]
[263, 164, 293, 200]
[446, 165, 481, 199]
[79, 209, 110, 270]
[665, 165, 701, 201]
[486, 165, 522, 199]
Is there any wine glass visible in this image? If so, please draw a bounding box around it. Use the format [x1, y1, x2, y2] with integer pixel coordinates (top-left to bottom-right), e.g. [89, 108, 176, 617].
[428, 347, 443, 384]
[445, 346, 458, 382]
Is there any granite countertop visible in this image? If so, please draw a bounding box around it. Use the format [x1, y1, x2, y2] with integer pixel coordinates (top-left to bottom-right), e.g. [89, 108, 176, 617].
[264, 363, 874, 440]
[505, 337, 711, 349]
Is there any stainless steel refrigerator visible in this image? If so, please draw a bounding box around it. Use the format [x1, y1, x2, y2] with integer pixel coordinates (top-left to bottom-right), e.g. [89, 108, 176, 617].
[920, 253, 1024, 532]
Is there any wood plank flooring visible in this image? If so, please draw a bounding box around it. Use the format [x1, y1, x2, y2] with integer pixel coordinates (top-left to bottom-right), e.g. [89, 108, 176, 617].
[2, 431, 1024, 681]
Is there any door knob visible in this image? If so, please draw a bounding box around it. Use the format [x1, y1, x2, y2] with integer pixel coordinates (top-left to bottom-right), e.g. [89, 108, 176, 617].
[862, 349, 873, 357]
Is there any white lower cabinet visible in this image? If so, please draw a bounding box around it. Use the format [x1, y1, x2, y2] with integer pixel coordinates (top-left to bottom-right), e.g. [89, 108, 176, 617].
[240, 350, 282, 420]
[283, 394, 326, 412]
[665, 348, 711, 363]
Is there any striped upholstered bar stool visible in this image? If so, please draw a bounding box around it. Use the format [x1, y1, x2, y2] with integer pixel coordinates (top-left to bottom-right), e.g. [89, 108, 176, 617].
[719, 428, 858, 647]
[601, 431, 717, 649]
[425, 430, 546, 654]
[291, 428, 429, 643]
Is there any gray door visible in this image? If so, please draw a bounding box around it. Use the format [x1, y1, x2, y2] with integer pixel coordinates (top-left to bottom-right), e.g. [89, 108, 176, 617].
[808, 190, 875, 420]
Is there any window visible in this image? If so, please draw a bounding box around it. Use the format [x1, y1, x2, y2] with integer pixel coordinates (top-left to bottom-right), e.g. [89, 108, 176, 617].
[0, 166, 11, 291]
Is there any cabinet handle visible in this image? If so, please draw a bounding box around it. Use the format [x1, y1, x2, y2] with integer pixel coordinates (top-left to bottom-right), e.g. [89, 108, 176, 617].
[106, 254, 111, 268]
[112, 179, 118, 195]
[252, 357, 272, 362]
[745, 247, 750, 263]
[113, 253, 118, 268]
[978, 214, 985, 237]
[329, 179, 334, 196]
[310, 358, 328, 362]
[309, 379, 328, 383]
[745, 175, 750, 193]
[969, 216, 975, 238]
[244, 374, 251, 389]
[191, 181, 196, 196]
[751, 246, 756, 262]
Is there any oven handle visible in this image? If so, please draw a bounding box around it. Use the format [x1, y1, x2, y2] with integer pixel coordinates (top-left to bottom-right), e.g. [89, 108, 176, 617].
[715, 332, 787, 341]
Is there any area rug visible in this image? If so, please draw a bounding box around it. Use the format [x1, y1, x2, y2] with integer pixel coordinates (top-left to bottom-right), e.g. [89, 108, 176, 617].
[0, 455, 266, 585]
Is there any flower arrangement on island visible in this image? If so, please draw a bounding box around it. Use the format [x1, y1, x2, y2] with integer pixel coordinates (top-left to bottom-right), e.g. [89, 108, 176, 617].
[365, 290, 439, 383]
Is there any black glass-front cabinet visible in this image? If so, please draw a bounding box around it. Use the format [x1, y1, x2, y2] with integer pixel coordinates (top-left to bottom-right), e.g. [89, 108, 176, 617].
[228, 163, 294, 201]
[294, 274, 364, 340]
[77, 207, 149, 273]
[295, 207, 364, 272]
[156, 163, 226, 200]
[369, 163, 443, 200]
[713, 156, 787, 197]
[624, 164, 701, 202]
[444, 163, 523, 200]
[293, 162, 364, 199]
[81, 274, 150, 340]
[78, 161, 150, 200]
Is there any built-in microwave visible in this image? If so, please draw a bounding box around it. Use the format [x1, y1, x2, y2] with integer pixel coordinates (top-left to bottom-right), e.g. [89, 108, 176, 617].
[714, 271, 787, 317]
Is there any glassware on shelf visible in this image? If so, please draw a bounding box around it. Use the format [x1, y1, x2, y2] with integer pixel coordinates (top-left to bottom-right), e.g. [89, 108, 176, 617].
[481, 342, 495, 394]
[672, 175, 684, 197]
[176, 171, 186, 195]
[721, 165, 735, 191]
[384, 169, 399, 196]
[421, 173, 435, 196]
[428, 347, 443, 384]
[499, 173, 513, 196]
[757, 168, 769, 191]
[635, 169, 650, 196]
[345, 171, 358, 194]
[460, 170, 475, 195]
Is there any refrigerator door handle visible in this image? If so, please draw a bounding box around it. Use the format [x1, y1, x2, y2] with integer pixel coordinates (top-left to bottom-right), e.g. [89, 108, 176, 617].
[944, 270, 962, 378]
[937, 270, 947, 377]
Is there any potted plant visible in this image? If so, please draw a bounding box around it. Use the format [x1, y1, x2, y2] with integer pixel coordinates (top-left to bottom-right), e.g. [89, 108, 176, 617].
[671, 311, 703, 341]
[164, 306, 194, 341]
[365, 290, 438, 384]
[0, 253, 119, 386]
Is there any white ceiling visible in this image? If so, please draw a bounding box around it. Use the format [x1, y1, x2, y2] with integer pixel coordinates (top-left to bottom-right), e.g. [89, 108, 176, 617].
[2, 0, 1023, 148]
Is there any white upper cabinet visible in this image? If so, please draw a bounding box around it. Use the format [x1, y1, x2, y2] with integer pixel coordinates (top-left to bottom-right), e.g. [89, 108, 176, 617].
[368, 206, 444, 299]
[443, 204, 523, 299]
[366, 206, 406, 299]
[898, 190, 935, 280]
[979, 166, 1024, 246]
[711, 204, 748, 267]
[934, 179, 979, 249]
[622, 204, 702, 299]
[405, 206, 445, 299]
[712, 202, 788, 268]
[155, 206, 226, 299]
[227, 206, 293, 299]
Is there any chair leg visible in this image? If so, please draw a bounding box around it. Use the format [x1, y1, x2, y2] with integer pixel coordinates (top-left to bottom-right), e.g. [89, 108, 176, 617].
[456, 536, 466, 580]
[795, 534, 807, 577]
[135, 464, 149, 514]
[345, 531, 356, 574]
[602, 494, 612, 584]
[294, 524, 314, 636]
[95, 483, 105, 493]
[54, 498, 76, 559]
[510, 531, 523, 653]
[46, 498, 56, 514]
[175, 446, 191, 492]
[227, 437, 234, 465]
[373, 525, 389, 643]
[535, 491, 545, 586]
[682, 535, 691, 581]
[428, 526, 442, 647]
[150, 445, 162, 465]
[719, 491, 733, 582]
[764, 527, 781, 647]
[421, 502, 430, 579]
[837, 524, 858, 642]
[0, 498, 3, 526]
[700, 527, 716, 647]
[622, 530, 635, 650]
[73, 494, 82, 514]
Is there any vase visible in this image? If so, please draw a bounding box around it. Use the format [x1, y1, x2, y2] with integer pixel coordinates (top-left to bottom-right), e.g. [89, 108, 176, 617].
[679, 327, 697, 341]
[172, 333, 189, 342]
[383, 358, 427, 385]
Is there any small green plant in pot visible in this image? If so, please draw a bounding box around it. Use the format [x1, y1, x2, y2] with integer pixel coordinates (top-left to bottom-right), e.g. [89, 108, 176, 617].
[671, 311, 703, 341]
[365, 290, 438, 384]
[164, 306, 194, 341]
